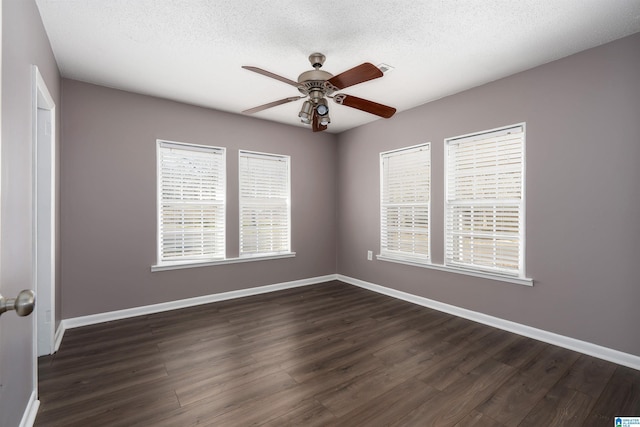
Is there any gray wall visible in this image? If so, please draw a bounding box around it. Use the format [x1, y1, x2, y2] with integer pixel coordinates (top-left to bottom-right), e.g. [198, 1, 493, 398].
[60, 80, 338, 318]
[0, 0, 61, 425]
[336, 32, 640, 357]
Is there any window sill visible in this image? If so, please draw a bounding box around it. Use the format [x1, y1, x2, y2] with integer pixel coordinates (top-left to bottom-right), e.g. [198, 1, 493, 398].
[152, 252, 296, 272]
[376, 254, 533, 287]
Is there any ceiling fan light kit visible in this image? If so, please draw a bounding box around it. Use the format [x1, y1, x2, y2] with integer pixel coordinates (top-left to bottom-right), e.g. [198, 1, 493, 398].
[298, 100, 313, 124]
[242, 52, 396, 132]
[315, 98, 329, 116]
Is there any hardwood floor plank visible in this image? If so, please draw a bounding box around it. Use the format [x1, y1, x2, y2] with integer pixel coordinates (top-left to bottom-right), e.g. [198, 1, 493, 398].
[260, 398, 337, 427]
[471, 328, 521, 356]
[453, 410, 505, 427]
[337, 378, 440, 426]
[333, 318, 423, 353]
[518, 384, 593, 427]
[392, 358, 516, 426]
[160, 353, 258, 395]
[316, 343, 474, 419]
[39, 342, 163, 382]
[416, 339, 494, 390]
[291, 351, 387, 399]
[582, 366, 640, 426]
[38, 362, 169, 410]
[372, 327, 454, 365]
[36, 378, 180, 427]
[477, 345, 581, 425]
[491, 334, 548, 368]
[314, 365, 410, 417]
[557, 354, 617, 399]
[174, 359, 286, 406]
[370, 301, 425, 321]
[442, 318, 495, 346]
[203, 384, 321, 426]
[285, 338, 383, 384]
[159, 333, 249, 373]
[175, 370, 299, 424]
[252, 335, 353, 371]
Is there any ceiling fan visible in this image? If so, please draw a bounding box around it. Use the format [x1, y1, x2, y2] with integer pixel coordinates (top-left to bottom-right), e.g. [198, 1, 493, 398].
[242, 53, 396, 132]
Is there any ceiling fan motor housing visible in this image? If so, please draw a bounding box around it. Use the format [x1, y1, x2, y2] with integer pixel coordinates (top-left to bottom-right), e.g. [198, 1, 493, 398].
[297, 68, 334, 101]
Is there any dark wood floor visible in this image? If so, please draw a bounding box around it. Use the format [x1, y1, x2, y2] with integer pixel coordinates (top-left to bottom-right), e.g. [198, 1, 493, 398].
[36, 281, 640, 426]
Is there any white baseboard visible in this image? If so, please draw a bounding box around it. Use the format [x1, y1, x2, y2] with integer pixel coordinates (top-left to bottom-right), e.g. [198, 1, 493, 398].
[19, 390, 40, 427]
[53, 322, 65, 353]
[57, 272, 640, 371]
[61, 274, 338, 332]
[337, 274, 640, 371]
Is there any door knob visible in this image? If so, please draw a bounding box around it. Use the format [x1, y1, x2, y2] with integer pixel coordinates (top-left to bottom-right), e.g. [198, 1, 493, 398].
[0, 290, 36, 317]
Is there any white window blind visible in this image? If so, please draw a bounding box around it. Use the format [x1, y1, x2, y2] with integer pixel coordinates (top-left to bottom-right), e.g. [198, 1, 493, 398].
[445, 125, 525, 276]
[380, 144, 430, 261]
[239, 151, 291, 256]
[157, 140, 225, 262]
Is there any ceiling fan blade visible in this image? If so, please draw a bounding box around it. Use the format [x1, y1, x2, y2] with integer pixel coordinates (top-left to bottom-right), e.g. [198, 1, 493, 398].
[242, 96, 303, 114]
[242, 66, 300, 87]
[312, 110, 327, 132]
[327, 63, 383, 90]
[334, 94, 396, 118]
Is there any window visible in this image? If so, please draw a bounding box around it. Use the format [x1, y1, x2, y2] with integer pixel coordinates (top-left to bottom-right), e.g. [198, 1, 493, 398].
[239, 150, 291, 257]
[445, 124, 525, 277]
[157, 140, 225, 263]
[380, 143, 431, 262]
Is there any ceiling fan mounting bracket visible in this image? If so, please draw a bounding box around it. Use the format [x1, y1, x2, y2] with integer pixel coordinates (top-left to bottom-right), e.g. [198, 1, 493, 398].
[308, 52, 326, 69]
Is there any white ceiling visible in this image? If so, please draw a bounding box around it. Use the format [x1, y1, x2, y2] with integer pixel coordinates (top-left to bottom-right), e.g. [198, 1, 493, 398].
[36, 0, 640, 133]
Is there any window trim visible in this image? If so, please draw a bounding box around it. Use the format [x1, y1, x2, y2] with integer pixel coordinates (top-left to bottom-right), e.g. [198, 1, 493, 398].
[376, 254, 533, 286]
[151, 252, 296, 272]
[443, 123, 528, 279]
[379, 142, 431, 264]
[238, 149, 292, 258]
[155, 139, 226, 265]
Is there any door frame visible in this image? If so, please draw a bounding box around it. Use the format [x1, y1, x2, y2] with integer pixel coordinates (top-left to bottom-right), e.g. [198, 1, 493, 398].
[32, 65, 56, 364]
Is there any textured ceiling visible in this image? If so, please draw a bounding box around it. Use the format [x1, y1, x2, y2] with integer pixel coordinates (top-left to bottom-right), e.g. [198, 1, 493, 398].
[36, 0, 640, 133]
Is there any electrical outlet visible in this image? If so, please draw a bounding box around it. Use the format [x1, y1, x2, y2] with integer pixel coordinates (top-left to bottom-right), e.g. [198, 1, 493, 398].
[367, 250, 373, 261]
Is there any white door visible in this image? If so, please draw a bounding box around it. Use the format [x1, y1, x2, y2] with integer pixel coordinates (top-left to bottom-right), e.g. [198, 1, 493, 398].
[33, 66, 56, 357]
